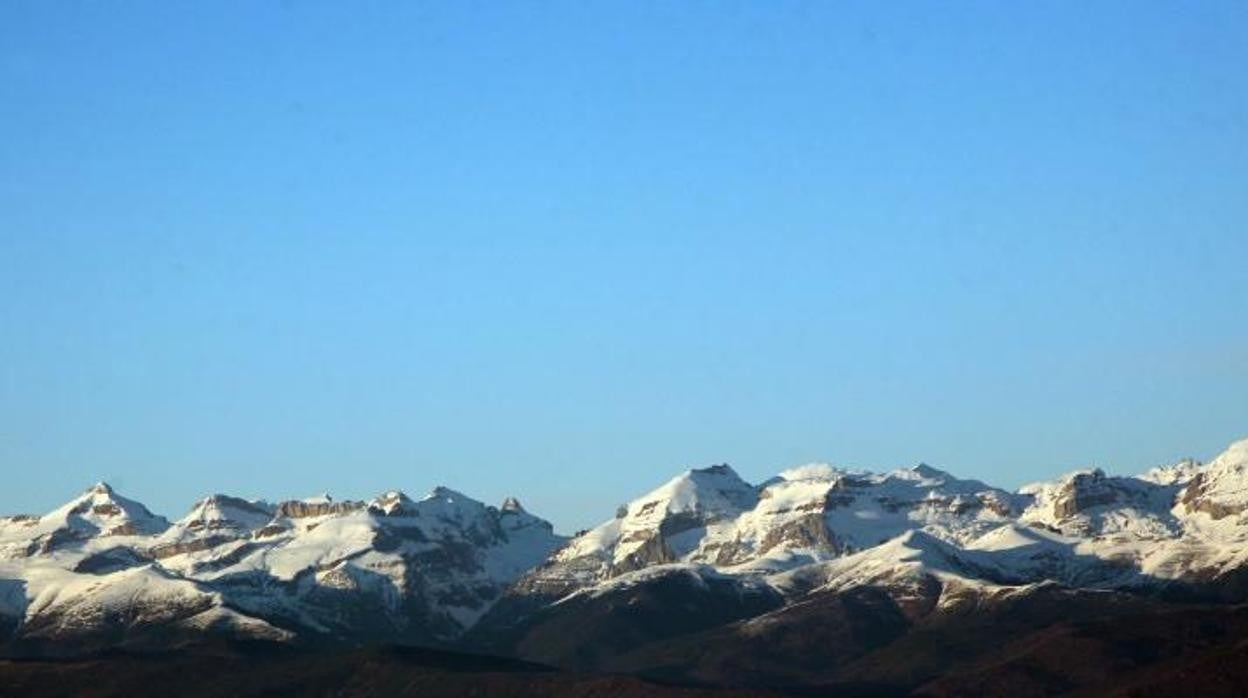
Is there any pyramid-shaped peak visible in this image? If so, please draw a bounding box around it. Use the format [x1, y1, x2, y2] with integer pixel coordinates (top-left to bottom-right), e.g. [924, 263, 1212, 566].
[425, 485, 470, 501]
[681, 463, 753, 490]
[46, 481, 169, 537]
[182, 494, 274, 523]
[369, 489, 417, 516]
[500, 496, 526, 513]
[87, 481, 115, 496]
[691, 463, 739, 477]
[623, 462, 758, 518]
[911, 463, 947, 478]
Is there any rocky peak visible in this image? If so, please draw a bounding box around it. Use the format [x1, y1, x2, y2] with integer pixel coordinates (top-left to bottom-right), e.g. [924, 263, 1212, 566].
[1052, 469, 1116, 519]
[1140, 458, 1202, 486]
[1020, 467, 1151, 522]
[1179, 437, 1248, 519]
[276, 497, 363, 519]
[1018, 464, 1187, 539]
[500, 497, 526, 513]
[178, 494, 274, 532]
[654, 464, 758, 515]
[425, 486, 468, 502]
[369, 490, 417, 516]
[910, 463, 949, 480]
[87, 482, 114, 496]
[22, 483, 172, 551]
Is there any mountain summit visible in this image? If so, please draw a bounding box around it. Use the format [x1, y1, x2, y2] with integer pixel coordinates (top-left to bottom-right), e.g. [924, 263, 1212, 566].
[3, 437, 1248, 675]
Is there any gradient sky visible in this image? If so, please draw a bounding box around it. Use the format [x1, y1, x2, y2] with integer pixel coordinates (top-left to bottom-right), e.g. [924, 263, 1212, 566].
[2, 2, 1246, 532]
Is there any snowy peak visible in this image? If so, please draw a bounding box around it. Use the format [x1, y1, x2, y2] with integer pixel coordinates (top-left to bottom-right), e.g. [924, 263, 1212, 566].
[1212, 437, 1248, 467]
[627, 463, 757, 520]
[177, 494, 274, 533]
[1017, 466, 1185, 539]
[424, 485, 469, 502]
[415, 486, 494, 525]
[369, 490, 417, 516]
[4, 435, 1248, 655]
[545, 458, 1020, 589]
[49, 482, 170, 539]
[910, 463, 949, 480]
[148, 494, 278, 560]
[363, 486, 561, 558]
[1140, 458, 1202, 486]
[500, 496, 525, 513]
[87, 481, 113, 495]
[1021, 468, 1120, 519]
[0, 479, 568, 650]
[1179, 437, 1248, 520]
[775, 462, 849, 482]
[0, 482, 172, 558]
[548, 463, 759, 578]
[616, 465, 755, 551]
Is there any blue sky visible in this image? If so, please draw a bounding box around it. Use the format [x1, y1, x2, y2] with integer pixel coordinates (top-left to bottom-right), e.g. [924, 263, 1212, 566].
[2, 2, 1246, 531]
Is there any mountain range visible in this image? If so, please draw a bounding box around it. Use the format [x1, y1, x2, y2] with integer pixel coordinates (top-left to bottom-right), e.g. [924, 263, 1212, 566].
[5, 437, 1248, 695]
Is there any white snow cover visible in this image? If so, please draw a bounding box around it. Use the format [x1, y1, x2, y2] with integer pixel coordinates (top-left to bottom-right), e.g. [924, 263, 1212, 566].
[548, 460, 1019, 584]
[2, 435, 1248, 647]
[531, 437, 1248, 602]
[0, 482, 565, 646]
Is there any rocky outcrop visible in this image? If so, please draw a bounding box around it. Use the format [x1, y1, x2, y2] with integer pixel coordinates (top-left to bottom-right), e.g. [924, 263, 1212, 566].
[1179, 472, 1245, 519]
[1051, 470, 1122, 519]
[610, 533, 676, 575]
[758, 513, 842, 557]
[149, 535, 235, 560]
[276, 499, 364, 519]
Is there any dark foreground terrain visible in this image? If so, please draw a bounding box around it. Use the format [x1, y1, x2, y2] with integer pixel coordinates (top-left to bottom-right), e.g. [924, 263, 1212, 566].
[4, 602, 1248, 698]
[0, 642, 778, 698]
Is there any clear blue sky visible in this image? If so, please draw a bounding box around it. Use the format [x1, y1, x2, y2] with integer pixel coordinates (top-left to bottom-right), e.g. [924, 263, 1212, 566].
[2, 2, 1246, 532]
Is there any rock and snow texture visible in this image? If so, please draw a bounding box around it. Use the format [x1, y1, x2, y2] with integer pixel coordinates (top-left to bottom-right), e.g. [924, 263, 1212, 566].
[3, 436, 1248, 652]
[0, 483, 564, 652]
[517, 438, 1248, 606]
[528, 461, 1019, 594]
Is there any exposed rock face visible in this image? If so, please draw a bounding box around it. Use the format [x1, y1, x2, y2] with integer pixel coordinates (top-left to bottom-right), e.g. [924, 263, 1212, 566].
[1018, 469, 1183, 538]
[4, 435, 1248, 668]
[276, 498, 364, 519]
[0, 484, 565, 654]
[182, 495, 274, 530]
[610, 533, 676, 575]
[149, 535, 235, 560]
[1052, 470, 1123, 519]
[757, 513, 842, 557]
[0, 483, 171, 561]
[517, 461, 1018, 600]
[1177, 441, 1248, 520]
[1178, 472, 1241, 519]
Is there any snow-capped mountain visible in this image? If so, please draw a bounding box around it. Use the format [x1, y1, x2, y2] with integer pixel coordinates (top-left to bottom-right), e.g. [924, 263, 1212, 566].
[0, 483, 563, 654]
[527, 438, 1248, 597]
[3, 436, 1248, 662]
[517, 459, 1020, 599]
[470, 437, 1248, 671]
